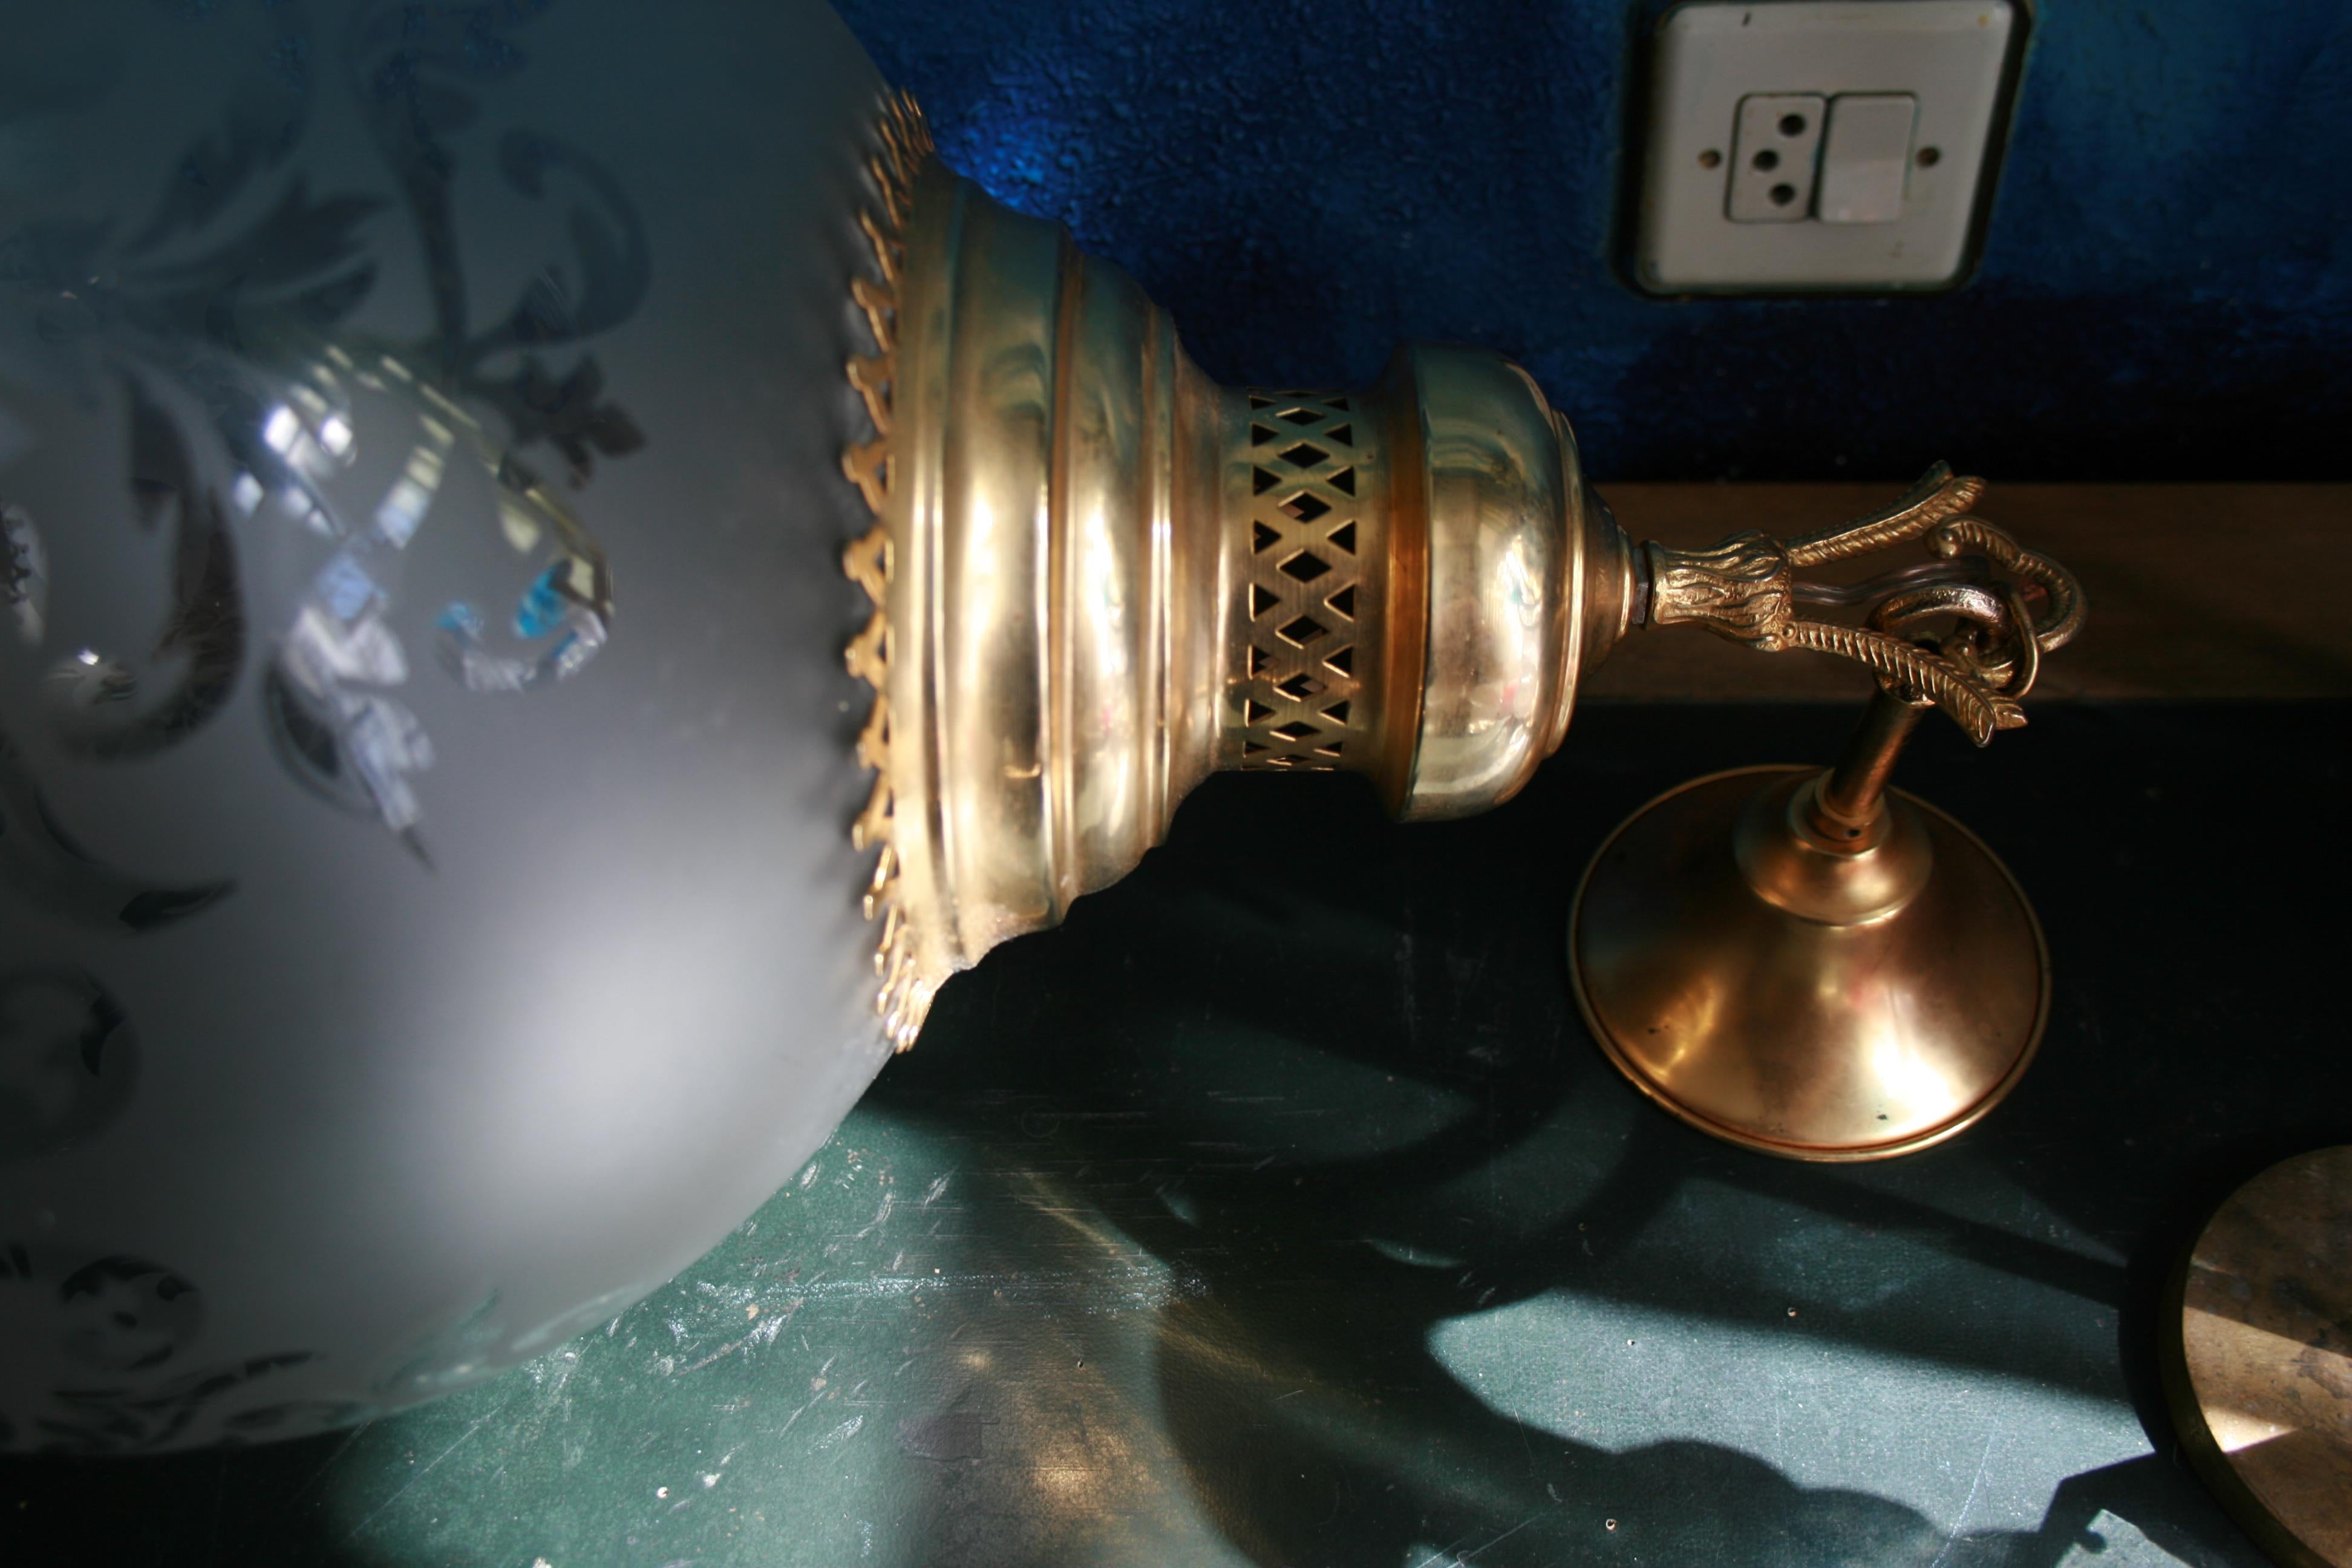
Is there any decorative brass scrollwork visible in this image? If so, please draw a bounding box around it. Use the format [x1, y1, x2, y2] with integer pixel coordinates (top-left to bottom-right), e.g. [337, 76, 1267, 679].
[840, 91, 933, 1052]
[1644, 463, 2085, 745]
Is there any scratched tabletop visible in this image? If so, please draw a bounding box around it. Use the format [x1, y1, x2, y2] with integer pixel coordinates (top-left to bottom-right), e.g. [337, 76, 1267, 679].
[5, 702, 2344, 1568]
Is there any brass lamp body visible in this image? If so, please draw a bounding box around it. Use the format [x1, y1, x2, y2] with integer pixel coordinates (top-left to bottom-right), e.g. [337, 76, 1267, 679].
[844, 108, 1637, 1044]
[841, 102, 2082, 1115]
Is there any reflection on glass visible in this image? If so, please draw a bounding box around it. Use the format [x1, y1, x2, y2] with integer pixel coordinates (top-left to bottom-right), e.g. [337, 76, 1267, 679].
[0, 503, 45, 645]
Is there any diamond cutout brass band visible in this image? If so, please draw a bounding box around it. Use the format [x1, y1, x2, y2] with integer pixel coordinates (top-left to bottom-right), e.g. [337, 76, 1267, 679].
[1235, 393, 1377, 771]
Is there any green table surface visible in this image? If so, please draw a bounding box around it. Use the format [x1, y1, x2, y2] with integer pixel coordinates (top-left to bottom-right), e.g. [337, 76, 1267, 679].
[5, 702, 2344, 1568]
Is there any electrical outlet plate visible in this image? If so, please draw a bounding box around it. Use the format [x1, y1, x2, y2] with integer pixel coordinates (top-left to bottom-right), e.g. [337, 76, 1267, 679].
[1633, 1, 2024, 293]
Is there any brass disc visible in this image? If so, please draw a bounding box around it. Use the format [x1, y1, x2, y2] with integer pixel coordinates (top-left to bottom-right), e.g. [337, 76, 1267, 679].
[2160, 1148, 2352, 1568]
[1569, 765, 2048, 1161]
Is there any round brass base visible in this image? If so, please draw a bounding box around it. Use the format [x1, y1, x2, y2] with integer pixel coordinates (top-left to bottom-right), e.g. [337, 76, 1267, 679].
[2160, 1148, 2352, 1568]
[1569, 765, 2048, 1161]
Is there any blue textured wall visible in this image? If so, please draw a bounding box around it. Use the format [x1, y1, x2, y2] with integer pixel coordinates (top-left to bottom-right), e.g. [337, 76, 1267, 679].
[837, 0, 2350, 482]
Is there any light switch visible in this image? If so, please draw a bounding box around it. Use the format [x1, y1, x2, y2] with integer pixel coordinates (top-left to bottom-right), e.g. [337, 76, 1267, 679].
[1632, 1, 2024, 292]
[1818, 94, 1916, 224]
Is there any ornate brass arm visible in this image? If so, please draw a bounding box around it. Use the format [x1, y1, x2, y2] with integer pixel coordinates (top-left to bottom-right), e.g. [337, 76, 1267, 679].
[1643, 464, 2085, 745]
[1575, 466, 2089, 1162]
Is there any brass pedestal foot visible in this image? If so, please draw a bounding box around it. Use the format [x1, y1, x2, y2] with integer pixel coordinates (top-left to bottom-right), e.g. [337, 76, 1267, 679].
[1569, 759, 2047, 1161]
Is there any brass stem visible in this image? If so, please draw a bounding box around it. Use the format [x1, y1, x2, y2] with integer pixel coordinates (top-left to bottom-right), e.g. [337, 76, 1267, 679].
[1813, 687, 1926, 840]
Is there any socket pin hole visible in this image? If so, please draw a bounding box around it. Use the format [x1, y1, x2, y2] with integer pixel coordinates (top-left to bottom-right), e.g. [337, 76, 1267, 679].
[1769, 183, 1798, 207]
[1752, 148, 1780, 171]
[1779, 113, 1808, 136]
[1698, 148, 1722, 169]
[1916, 145, 1942, 167]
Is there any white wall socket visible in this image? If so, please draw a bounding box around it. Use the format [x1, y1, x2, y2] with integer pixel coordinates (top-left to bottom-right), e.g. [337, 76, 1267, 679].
[1727, 93, 1827, 220]
[1633, 1, 2022, 293]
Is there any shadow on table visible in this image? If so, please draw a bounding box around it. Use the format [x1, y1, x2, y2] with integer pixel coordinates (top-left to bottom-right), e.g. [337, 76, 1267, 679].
[0, 705, 2333, 1567]
[865, 703, 2337, 1567]
[0, 1429, 365, 1567]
